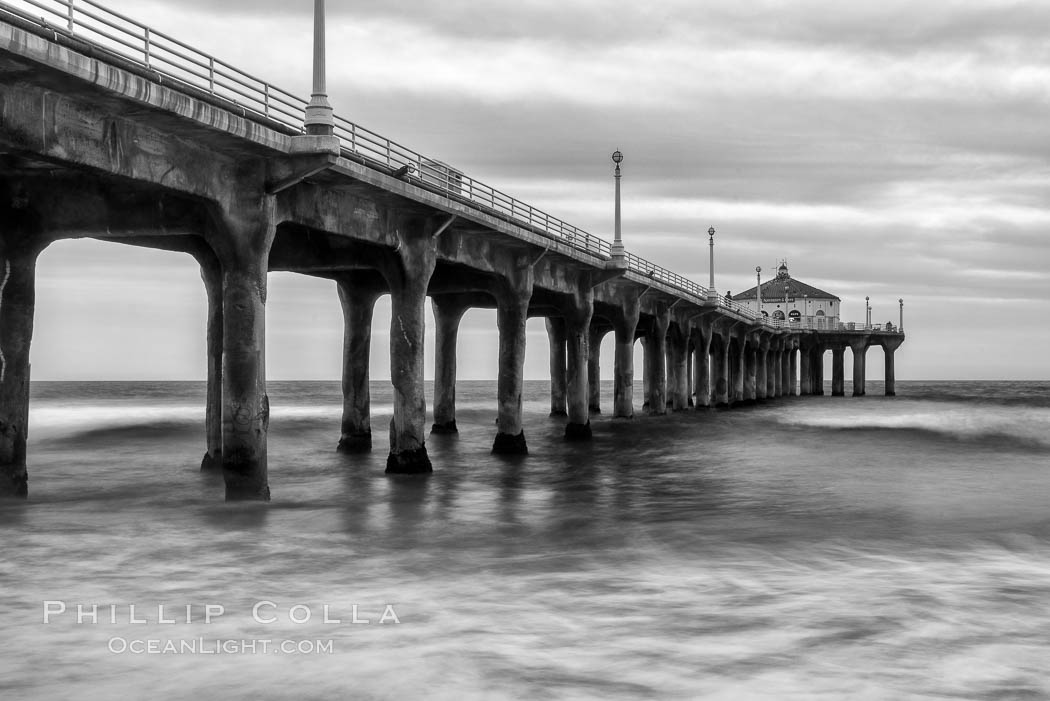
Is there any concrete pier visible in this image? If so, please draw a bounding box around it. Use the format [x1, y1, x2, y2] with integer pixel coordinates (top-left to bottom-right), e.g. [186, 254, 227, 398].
[850, 338, 868, 397]
[0, 233, 41, 499]
[563, 288, 594, 440]
[214, 199, 275, 501]
[882, 337, 903, 396]
[0, 11, 907, 501]
[378, 215, 437, 473]
[756, 336, 769, 401]
[337, 273, 385, 451]
[194, 248, 224, 471]
[831, 346, 846, 396]
[492, 268, 533, 454]
[546, 317, 568, 417]
[714, 331, 731, 408]
[430, 294, 471, 435]
[799, 340, 812, 396]
[645, 306, 670, 415]
[612, 294, 640, 418]
[669, 324, 690, 411]
[588, 325, 611, 414]
[692, 321, 713, 409]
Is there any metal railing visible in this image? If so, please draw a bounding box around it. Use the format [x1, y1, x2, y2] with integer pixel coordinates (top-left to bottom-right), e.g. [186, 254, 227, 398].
[0, 0, 906, 336]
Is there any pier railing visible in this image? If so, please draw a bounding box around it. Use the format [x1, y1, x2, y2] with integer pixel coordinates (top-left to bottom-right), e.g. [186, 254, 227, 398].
[0, 0, 696, 292]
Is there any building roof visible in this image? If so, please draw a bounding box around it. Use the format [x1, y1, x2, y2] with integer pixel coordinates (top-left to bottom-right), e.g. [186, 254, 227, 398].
[731, 262, 840, 301]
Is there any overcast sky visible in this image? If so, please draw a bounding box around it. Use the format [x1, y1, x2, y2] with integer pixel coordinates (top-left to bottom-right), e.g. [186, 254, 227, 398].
[26, 0, 1050, 380]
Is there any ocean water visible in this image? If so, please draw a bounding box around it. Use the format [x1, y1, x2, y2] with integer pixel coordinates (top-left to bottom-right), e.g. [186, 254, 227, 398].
[2, 380, 1049, 699]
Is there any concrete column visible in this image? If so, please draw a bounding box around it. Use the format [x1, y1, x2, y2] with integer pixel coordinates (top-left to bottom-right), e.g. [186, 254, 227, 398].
[882, 337, 903, 396]
[194, 249, 223, 471]
[813, 346, 825, 396]
[714, 335, 730, 408]
[0, 240, 41, 499]
[588, 325, 610, 414]
[756, 342, 768, 400]
[850, 338, 868, 397]
[766, 342, 777, 398]
[493, 269, 534, 454]
[336, 276, 383, 451]
[787, 342, 797, 396]
[831, 346, 845, 396]
[687, 344, 694, 407]
[545, 317, 568, 417]
[430, 295, 469, 435]
[772, 343, 783, 398]
[645, 306, 670, 415]
[664, 340, 676, 409]
[612, 295, 640, 418]
[745, 341, 757, 402]
[669, 326, 690, 411]
[640, 335, 652, 412]
[692, 326, 712, 409]
[732, 339, 746, 404]
[380, 216, 437, 473]
[216, 202, 275, 501]
[564, 288, 594, 440]
[799, 342, 812, 396]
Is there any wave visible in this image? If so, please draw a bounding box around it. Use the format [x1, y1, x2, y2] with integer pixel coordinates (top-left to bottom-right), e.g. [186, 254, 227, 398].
[779, 403, 1050, 450]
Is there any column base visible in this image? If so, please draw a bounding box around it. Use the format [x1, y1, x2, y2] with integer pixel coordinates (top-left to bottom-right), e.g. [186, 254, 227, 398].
[492, 431, 528, 455]
[852, 390, 865, 397]
[832, 390, 845, 397]
[386, 447, 433, 474]
[564, 421, 592, 441]
[588, 405, 601, 414]
[223, 466, 271, 502]
[430, 421, 458, 435]
[200, 451, 221, 472]
[337, 431, 373, 453]
[549, 409, 568, 418]
[885, 390, 896, 397]
[715, 401, 730, 409]
[0, 464, 28, 499]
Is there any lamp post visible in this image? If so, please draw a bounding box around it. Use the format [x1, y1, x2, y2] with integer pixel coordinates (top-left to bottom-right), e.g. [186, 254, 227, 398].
[610, 150, 624, 260]
[804, 294, 808, 327]
[304, 0, 334, 135]
[707, 227, 717, 299]
[899, 298, 904, 331]
[865, 295, 871, 328]
[755, 266, 762, 318]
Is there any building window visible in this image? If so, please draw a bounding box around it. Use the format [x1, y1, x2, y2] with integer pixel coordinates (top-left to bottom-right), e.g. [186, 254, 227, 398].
[761, 310, 769, 317]
[772, 310, 785, 321]
[788, 310, 801, 322]
[815, 310, 825, 316]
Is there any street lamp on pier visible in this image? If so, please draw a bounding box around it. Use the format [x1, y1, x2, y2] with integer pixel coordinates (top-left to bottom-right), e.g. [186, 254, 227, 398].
[707, 227, 717, 300]
[755, 266, 763, 317]
[899, 298, 904, 331]
[610, 150, 625, 261]
[865, 296, 871, 328]
[304, 0, 334, 135]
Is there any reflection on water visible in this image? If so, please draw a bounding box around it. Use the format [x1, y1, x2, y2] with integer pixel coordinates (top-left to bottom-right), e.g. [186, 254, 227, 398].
[1, 380, 1049, 699]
